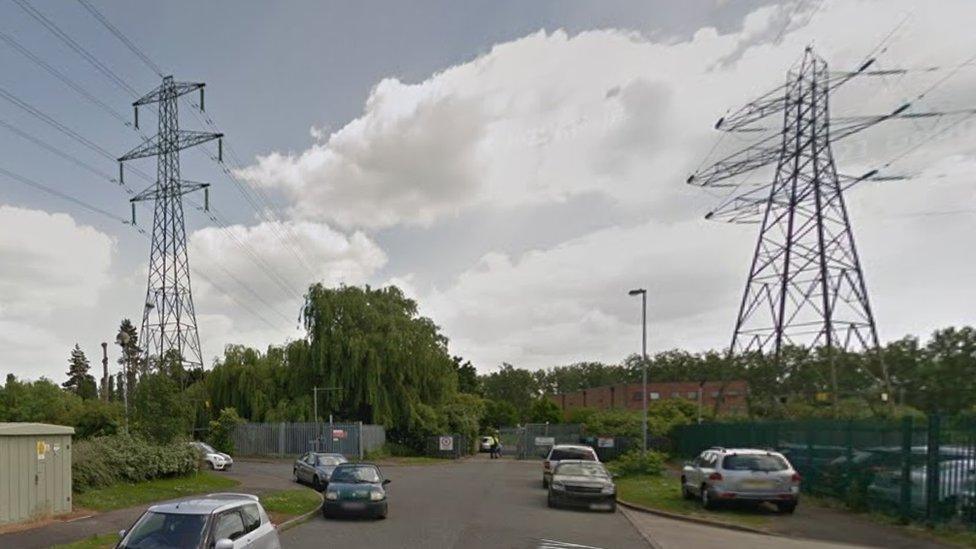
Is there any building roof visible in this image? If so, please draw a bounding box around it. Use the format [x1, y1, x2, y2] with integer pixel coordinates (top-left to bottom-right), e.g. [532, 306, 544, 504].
[0, 422, 74, 436]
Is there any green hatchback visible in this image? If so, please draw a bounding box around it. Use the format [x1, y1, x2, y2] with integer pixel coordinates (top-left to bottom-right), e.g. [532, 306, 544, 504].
[323, 463, 390, 519]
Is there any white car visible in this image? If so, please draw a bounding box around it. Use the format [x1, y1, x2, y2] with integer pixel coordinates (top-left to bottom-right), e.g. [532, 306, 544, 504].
[119, 493, 280, 549]
[191, 441, 234, 471]
[681, 447, 801, 513]
[480, 436, 493, 453]
[543, 444, 599, 488]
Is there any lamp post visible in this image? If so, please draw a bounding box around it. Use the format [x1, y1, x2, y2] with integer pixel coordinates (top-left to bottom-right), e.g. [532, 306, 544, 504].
[628, 288, 648, 455]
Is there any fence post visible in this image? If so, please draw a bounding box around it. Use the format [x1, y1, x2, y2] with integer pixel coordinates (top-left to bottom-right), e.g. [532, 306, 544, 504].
[278, 422, 286, 457]
[925, 414, 941, 526]
[358, 421, 364, 460]
[899, 415, 913, 523]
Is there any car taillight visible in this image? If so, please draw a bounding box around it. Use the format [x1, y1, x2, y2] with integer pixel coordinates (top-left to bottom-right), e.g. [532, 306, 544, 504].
[544, 460, 551, 470]
[708, 472, 723, 481]
[791, 473, 802, 483]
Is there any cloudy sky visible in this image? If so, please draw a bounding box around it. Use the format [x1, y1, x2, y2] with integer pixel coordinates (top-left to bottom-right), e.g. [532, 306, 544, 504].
[1, 0, 973, 382]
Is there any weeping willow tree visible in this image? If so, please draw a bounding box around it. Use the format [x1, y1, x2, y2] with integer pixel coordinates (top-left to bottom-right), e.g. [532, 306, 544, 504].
[301, 284, 458, 432]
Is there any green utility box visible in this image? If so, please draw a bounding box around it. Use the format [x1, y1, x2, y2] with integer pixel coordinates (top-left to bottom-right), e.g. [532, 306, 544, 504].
[0, 423, 74, 525]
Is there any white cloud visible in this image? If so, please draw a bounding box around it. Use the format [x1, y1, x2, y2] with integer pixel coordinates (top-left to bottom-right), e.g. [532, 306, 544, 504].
[0, 205, 115, 376]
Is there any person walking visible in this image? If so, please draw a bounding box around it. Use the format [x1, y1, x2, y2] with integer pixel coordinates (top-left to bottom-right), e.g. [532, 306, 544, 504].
[490, 435, 500, 459]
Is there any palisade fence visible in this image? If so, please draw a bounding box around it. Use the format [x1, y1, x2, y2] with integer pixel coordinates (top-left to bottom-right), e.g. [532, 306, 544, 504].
[232, 422, 386, 459]
[672, 416, 976, 527]
[424, 434, 474, 459]
[499, 423, 586, 459]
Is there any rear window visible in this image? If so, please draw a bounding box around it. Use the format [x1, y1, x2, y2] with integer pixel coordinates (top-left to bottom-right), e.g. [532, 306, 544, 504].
[722, 454, 788, 472]
[550, 448, 595, 461]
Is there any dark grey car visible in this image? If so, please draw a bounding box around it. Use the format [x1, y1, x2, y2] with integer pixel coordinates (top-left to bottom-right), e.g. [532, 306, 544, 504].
[547, 460, 617, 512]
[293, 452, 347, 490]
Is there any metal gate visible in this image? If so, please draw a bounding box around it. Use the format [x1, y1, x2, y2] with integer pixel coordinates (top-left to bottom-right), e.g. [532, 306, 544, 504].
[499, 424, 583, 459]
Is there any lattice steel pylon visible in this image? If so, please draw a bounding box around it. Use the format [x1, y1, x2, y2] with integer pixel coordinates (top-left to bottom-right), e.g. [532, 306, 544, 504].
[119, 76, 222, 370]
[687, 47, 922, 400]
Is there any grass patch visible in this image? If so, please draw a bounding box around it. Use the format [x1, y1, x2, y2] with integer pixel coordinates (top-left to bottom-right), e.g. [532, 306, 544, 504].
[74, 471, 239, 512]
[616, 474, 772, 530]
[260, 488, 321, 517]
[53, 533, 119, 549]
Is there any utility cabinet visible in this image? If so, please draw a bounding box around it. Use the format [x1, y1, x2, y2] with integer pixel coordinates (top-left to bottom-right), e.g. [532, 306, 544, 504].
[0, 423, 74, 525]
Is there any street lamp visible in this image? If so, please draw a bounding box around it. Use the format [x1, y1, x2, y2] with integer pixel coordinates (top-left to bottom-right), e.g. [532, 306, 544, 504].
[628, 288, 648, 455]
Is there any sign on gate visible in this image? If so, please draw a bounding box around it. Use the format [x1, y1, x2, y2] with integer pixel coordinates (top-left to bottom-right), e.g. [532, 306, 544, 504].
[534, 436, 555, 446]
[332, 429, 347, 439]
[597, 437, 614, 448]
[439, 436, 454, 451]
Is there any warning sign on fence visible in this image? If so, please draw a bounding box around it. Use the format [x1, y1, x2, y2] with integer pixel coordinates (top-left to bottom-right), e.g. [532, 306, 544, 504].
[332, 429, 347, 439]
[597, 437, 615, 448]
[534, 436, 555, 446]
[439, 436, 454, 451]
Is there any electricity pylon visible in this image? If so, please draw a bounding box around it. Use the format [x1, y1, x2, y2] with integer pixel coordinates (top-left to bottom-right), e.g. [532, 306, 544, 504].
[119, 76, 222, 370]
[687, 47, 932, 402]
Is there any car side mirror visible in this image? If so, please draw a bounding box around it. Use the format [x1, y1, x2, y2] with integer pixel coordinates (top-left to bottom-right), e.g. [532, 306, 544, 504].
[382, 479, 391, 485]
[117, 529, 126, 539]
[215, 539, 234, 549]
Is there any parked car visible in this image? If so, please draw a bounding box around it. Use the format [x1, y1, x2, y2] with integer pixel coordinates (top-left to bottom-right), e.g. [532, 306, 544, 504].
[681, 447, 801, 513]
[480, 436, 493, 453]
[190, 441, 234, 471]
[323, 463, 390, 519]
[867, 459, 976, 518]
[293, 452, 348, 490]
[117, 492, 280, 549]
[547, 460, 616, 512]
[543, 444, 599, 488]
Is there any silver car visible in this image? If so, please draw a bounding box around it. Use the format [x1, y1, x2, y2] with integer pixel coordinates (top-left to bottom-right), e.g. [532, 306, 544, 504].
[543, 444, 599, 488]
[681, 447, 801, 513]
[190, 441, 234, 471]
[293, 452, 348, 490]
[117, 493, 281, 549]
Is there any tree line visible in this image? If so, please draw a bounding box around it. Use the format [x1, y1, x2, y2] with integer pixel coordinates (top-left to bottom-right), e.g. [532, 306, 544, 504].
[2, 282, 974, 451]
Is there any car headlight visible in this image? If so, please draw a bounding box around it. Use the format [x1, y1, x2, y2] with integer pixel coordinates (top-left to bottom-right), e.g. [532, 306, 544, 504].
[601, 485, 616, 495]
[370, 490, 385, 501]
[325, 491, 339, 501]
[551, 482, 565, 491]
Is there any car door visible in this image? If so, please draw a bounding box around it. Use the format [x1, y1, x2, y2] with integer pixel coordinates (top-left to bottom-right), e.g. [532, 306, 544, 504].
[690, 452, 710, 493]
[295, 453, 307, 482]
[241, 503, 278, 549]
[210, 507, 248, 548]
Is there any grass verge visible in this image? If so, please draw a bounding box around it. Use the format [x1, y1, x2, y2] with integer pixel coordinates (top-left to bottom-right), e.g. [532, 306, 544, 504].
[260, 488, 322, 518]
[616, 474, 772, 530]
[74, 471, 239, 512]
[52, 533, 118, 549]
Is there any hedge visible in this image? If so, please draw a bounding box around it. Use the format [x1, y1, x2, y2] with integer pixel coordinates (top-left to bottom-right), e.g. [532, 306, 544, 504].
[73, 433, 198, 492]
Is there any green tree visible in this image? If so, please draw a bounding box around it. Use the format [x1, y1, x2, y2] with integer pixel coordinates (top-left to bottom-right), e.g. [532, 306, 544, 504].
[482, 399, 519, 429]
[64, 344, 98, 400]
[208, 407, 245, 453]
[132, 373, 190, 443]
[480, 363, 539, 421]
[453, 357, 479, 394]
[529, 397, 562, 424]
[115, 319, 141, 403]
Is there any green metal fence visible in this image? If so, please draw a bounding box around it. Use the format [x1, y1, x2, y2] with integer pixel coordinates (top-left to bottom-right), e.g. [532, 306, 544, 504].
[672, 416, 976, 527]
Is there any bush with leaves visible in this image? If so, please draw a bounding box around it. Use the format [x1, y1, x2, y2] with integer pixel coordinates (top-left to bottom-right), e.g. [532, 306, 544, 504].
[607, 449, 666, 477]
[72, 433, 198, 492]
[208, 407, 244, 454]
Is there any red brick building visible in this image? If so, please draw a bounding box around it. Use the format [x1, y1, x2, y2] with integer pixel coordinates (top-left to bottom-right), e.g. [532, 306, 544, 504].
[547, 380, 748, 415]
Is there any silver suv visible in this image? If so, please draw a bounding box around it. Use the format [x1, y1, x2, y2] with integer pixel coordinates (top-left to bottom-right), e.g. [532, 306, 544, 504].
[681, 447, 801, 513]
[117, 493, 281, 549]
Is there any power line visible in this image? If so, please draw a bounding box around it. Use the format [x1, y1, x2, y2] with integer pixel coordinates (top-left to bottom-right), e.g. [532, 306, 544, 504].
[11, 0, 139, 97]
[75, 0, 165, 77]
[0, 164, 134, 228]
[0, 30, 131, 125]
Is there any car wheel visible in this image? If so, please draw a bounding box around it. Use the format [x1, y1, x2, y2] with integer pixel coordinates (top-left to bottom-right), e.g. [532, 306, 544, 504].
[293, 468, 299, 482]
[778, 501, 797, 514]
[701, 485, 717, 510]
[207, 461, 215, 470]
[680, 478, 694, 500]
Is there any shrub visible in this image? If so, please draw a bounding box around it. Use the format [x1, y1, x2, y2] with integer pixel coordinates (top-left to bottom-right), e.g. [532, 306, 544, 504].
[607, 449, 666, 477]
[73, 433, 198, 492]
[208, 407, 244, 454]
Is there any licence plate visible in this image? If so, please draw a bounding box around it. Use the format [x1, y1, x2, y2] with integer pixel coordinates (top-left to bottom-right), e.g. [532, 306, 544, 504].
[589, 503, 612, 510]
[741, 480, 775, 490]
[342, 502, 366, 510]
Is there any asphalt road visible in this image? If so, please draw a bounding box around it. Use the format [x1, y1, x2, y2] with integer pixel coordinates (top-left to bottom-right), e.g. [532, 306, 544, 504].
[282, 455, 651, 549]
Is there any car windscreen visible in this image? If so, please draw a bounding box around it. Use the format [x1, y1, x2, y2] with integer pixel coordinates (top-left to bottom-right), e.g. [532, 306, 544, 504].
[550, 448, 595, 461]
[315, 455, 343, 466]
[722, 454, 789, 472]
[331, 465, 381, 483]
[120, 511, 207, 548]
[554, 463, 608, 478]
[197, 442, 216, 453]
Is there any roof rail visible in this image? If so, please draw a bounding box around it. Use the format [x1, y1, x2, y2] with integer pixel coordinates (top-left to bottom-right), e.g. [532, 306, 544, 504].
[707, 446, 725, 451]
